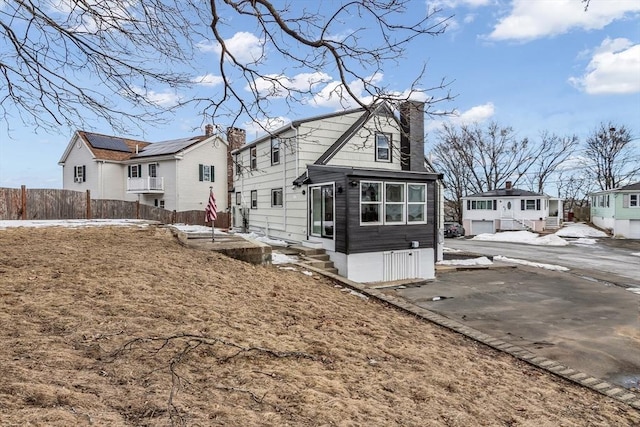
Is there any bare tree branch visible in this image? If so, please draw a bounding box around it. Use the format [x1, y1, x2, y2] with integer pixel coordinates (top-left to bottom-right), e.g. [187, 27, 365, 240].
[1, 0, 455, 136]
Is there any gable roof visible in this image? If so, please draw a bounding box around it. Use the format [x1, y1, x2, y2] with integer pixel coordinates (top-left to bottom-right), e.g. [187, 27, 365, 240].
[234, 104, 392, 153]
[314, 102, 396, 165]
[618, 181, 640, 191]
[60, 130, 218, 164]
[466, 188, 548, 198]
[590, 181, 640, 195]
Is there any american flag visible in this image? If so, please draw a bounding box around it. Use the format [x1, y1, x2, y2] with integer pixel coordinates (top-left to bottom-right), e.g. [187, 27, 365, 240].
[205, 189, 218, 223]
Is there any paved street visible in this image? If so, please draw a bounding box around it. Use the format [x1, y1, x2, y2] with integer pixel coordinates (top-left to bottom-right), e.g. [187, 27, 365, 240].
[443, 237, 640, 284]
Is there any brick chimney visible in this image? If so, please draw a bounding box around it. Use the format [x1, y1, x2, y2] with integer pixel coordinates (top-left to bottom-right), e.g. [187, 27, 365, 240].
[399, 101, 426, 172]
[205, 124, 214, 136]
[505, 181, 512, 190]
[226, 127, 246, 209]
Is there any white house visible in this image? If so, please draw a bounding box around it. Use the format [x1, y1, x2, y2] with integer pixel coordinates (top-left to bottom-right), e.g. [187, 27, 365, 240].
[231, 101, 442, 283]
[58, 126, 229, 212]
[590, 182, 640, 238]
[462, 182, 563, 235]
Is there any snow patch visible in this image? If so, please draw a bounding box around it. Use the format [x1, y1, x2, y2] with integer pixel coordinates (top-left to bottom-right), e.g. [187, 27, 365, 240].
[443, 246, 462, 253]
[555, 222, 607, 238]
[437, 257, 493, 266]
[272, 253, 298, 265]
[0, 219, 153, 229]
[472, 230, 569, 246]
[302, 271, 313, 276]
[494, 255, 569, 271]
[632, 253, 640, 257]
[172, 224, 226, 234]
[235, 232, 288, 247]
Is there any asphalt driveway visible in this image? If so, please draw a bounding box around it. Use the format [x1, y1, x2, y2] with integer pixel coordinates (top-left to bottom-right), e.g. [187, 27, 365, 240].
[393, 264, 640, 390]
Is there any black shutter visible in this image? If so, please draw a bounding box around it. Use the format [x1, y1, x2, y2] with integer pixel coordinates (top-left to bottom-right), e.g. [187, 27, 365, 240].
[536, 199, 541, 210]
[211, 165, 215, 182]
[74, 167, 78, 179]
[467, 200, 470, 210]
[493, 199, 497, 210]
[82, 165, 86, 182]
[198, 164, 203, 181]
[128, 166, 131, 178]
[137, 165, 142, 177]
[521, 200, 525, 210]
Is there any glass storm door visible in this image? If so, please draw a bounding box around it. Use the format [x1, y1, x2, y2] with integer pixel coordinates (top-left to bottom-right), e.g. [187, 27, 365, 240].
[310, 184, 334, 239]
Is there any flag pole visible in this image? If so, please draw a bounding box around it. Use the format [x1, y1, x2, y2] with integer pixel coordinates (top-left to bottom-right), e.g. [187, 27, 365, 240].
[210, 186, 215, 242]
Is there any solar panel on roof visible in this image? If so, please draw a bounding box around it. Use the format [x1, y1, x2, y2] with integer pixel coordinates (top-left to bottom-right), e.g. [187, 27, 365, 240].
[135, 137, 202, 157]
[84, 133, 131, 152]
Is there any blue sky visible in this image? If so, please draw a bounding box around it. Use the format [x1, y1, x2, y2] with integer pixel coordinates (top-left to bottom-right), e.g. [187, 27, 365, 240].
[1, 0, 639, 189]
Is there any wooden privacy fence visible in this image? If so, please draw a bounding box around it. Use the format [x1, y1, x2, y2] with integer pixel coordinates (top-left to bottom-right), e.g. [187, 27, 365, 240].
[0, 186, 231, 229]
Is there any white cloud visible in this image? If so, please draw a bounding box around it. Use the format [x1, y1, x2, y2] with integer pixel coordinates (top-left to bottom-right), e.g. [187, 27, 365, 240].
[243, 116, 291, 139]
[247, 72, 332, 98]
[426, 102, 495, 131]
[312, 72, 384, 110]
[192, 74, 224, 87]
[487, 0, 640, 42]
[569, 38, 640, 94]
[130, 86, 180, 107]
[197, 32, 264, 64]
[429, 0, 491, 9]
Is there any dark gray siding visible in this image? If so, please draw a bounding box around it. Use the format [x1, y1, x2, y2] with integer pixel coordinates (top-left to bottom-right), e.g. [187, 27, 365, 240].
[306, 165, 438, 255]
[305, 167, 349, 253]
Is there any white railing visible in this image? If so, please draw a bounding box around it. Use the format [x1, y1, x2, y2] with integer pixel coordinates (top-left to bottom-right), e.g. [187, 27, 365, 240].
[500, 217, 534, 231]
[127, 177, 164, 192]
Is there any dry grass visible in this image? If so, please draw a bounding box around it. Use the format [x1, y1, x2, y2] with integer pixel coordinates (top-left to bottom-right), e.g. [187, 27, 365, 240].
[0, 225, 637, 426]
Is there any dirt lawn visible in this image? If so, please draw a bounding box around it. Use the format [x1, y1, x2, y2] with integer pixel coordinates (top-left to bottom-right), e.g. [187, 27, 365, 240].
[0, 225, 638, 426]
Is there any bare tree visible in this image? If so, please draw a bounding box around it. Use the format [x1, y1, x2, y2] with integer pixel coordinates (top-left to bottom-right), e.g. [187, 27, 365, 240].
[584, 122, 640, 190]
[523, 132, 579, 194]
[430, 122, 534, 222]
[1, 1, 454, 135]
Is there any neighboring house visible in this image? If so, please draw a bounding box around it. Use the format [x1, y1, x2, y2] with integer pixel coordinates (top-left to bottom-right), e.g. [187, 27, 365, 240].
[590, 182, 640, 238]
[58, 125, 229, 212]
[462, 182, 563, 235]
[231, 101, 442, 283]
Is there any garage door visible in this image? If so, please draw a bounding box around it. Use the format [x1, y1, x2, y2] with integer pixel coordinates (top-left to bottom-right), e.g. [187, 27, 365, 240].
[629, 220, 640, 239]
[472, 220, 494, 235]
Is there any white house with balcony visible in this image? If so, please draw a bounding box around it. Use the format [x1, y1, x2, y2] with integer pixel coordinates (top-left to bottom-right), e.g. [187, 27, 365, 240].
[461, 182, 562, 235]
[58, 128, 229, 212]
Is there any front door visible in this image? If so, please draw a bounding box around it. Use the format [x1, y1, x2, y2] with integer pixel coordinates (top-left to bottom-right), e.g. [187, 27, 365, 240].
[310, 184, 334, 239]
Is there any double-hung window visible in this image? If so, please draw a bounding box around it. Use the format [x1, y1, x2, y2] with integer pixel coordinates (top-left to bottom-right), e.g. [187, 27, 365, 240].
[271, 188, 283, 207]
[361, 182, 382, 223]
[199, 164, 214, 182]
[128, 164, 142, 178]
[407, 184, 427, 223]
[630, 194, 639, 207]
[375, 133, 391, 162]
[250, 147, 257, 170]
[250, 190, 258, 209]
[235, 155, 242, 175]
[74, 165, 86, 183]
[385, 183, 405, 223]
[271, 138, 280, 165]
[148, 163, 157, 178]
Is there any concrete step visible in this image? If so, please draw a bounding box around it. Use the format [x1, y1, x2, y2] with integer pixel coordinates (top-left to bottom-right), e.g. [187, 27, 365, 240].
[324, 268, 339, 275]
[303, 258, 335, 269]
[289, 245, 325, 256]
[306, 253, 330, 261]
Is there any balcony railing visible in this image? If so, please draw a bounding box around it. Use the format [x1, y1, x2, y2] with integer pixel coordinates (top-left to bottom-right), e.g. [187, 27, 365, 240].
[127, 177, 164, 193]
